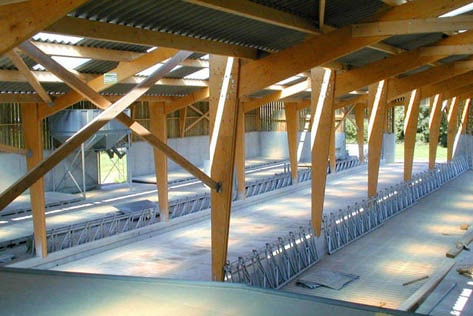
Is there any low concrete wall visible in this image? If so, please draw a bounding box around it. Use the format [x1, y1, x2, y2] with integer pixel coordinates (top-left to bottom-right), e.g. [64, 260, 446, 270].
[383, 133, 396, 163]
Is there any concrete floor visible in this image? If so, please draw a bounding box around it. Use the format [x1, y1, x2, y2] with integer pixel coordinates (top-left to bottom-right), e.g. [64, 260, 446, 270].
[0, 158, 288, 245]
[49, 162, 429, 282]
[283, 170, 473, 312]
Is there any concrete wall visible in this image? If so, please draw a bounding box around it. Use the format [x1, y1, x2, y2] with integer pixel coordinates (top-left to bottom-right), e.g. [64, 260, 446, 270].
[259, 131, 348, 162]
[129, 132, 261, 176]
[382, 133, 396, 163]
[0, 149, 99, 194]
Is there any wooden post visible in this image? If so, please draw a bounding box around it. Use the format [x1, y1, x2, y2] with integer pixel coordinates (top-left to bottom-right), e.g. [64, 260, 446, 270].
[235, 104, 246, 199]
[209, 55, 240, 281]
[21, 103, 47, 257]
[310, 67, 335, 236]
[368, 80, 388, 198]
[429, 94, 442, 170]
[355, 103, 365, 162]
[447, 97, 460, 162]
[403, 89, 422, 181]
[149, 102, 169, 221]
[284, 102, 299, 183]
[329, 111, 337, 173]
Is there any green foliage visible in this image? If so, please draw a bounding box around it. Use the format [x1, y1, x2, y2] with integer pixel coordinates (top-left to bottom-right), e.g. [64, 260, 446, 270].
[393, 102, 447, 147]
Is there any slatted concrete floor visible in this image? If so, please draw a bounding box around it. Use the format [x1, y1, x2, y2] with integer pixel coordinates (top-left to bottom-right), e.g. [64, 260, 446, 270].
[283, 171, 473, 311]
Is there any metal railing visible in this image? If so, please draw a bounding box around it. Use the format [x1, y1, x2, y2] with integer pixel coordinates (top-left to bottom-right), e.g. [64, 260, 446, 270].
[324, 157, 469, 254]
[224, 226, 320, 289]
[224, 156, 470, 289]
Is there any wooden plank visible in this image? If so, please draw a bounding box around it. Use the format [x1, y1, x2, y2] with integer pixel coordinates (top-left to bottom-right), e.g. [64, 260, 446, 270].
[284, 102, 299, 183]
[446, 227, 473, 258]
[38, 46, 179, 119]
[46, 16, 257, 59]
[403, 89, 422, 181]
[20, 41, 217, 191]
[21, 103, 47, 258]
[238, 0, 473, 96]
[310, 67, 335, 236]
[429, 94, 443, 170]
[209, 55, 240, 281]
[421, 44, 473, 56]
[398, 259, 455, 312]
[0, 0, 89, 55]
[5, 50, 52, 104]
[353, 16, 473, 37]
[355, 104, 366, 163]
[368, 80, 388, 197]
[447, 97, 460, 161]
[184, 0, 318, 34]
[149, 102, 169, 221]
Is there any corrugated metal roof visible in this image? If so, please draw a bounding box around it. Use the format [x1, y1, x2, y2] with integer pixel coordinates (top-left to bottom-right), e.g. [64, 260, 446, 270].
[75, 38, 150, 52]
[398, 65, 433, 78]
[337, 47, 390, 68]
[75, 60, 118, 74]
[0, 82, 71, 94]
[70, 0, 308, 53]
[325, 0, 387, 28]
[383, 33, 445, 51]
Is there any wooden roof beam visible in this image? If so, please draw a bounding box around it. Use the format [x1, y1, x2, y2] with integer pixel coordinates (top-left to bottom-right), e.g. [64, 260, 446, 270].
[5, 50, 53, 104]
[46, 16, 258, 59]
[387, 59, 473, 100]
[239, 0, 473, 96]
[353, 16, 473, 37]
[183, 0, 318, 35]
[335, 30, 473, 99]
[0, 0, 89, 55]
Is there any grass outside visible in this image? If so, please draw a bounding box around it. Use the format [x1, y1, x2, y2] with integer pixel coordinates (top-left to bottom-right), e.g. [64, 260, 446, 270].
[394, 142, 447, 162]
[99, 151, 128, 184]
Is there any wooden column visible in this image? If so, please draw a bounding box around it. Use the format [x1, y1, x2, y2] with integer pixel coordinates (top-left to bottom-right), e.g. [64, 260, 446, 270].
[329, 111, 337, 173]
[428, 94, 442, 170]
[367, 80, 388, 198]
[403, 89, 422, 181]
[21, 103, 47, 257]
[355, 103, 365, 162]
[235, 104, 246, 199]
[209, 55, 240, 281]
[310, 67, 335, 236]
[149, 102, 169, 221]
[284, 102, 299, 183]
[447, 97, 460, 162]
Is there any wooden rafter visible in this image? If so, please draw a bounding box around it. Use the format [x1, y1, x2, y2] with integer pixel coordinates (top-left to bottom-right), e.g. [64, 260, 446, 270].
[5, 50, 52, 104]
[238, 0, 473, 97]
[353, 16, 473, 37]
[19, 41, 219, 191]
[46, 16, 257, 59]
[335, 30, 473, 99]
[0, 0, 89, 55]
[37, 46, 179, 119]
[165, 88, 209, 114]
[184, 0, 318, 35]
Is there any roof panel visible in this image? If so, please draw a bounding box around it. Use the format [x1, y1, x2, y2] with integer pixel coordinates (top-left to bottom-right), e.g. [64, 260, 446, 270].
[383, 33, 445, 51]
[337, 47, 391, 68]
[71, 0, 308, 52]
